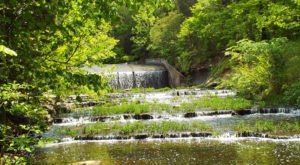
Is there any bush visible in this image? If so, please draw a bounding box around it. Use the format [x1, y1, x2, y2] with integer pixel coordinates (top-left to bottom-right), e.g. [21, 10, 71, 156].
[0, 83, 48, 164]
[221, 38, 287, 100]
[283, 82, 300, 107]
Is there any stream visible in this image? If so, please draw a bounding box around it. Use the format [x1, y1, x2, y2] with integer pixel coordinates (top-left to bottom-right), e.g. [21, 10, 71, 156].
[32, 140, 300, 164]
[32, 88, 300, 164]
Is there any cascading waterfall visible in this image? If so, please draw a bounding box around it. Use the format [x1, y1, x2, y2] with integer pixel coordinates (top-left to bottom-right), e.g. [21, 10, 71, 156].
[36, 88, 300, 164]
[109, 70, 168, 89]
[84, 64, 169, 89]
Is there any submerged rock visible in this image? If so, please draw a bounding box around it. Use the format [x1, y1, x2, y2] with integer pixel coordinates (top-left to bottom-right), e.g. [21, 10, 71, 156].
[201, 110, 233, 116]
[181, 132, 191, 137]
[152, 134, 165, 139]
[79, 101, 98, 107]
[123, 114, 132, 120]
[190, 132, 212, 137]
[236, 132, 294, 139]
[53, 118, 63, 123]
[237, 132, 265, 138]
[74, 135, 129, 141]
[184, 112, 197, 118]
[258, 108, 291, 114]
[234, 109, 252, 115]
[167, 133, 180, 138]
[134, 134, 148, 139]
[133, 114, 154, 120]
[91, 116, 111, 122]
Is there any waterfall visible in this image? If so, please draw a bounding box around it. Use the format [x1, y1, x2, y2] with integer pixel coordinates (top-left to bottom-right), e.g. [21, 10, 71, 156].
[84, 64, 169, 90]
[109, 69, 168, 90]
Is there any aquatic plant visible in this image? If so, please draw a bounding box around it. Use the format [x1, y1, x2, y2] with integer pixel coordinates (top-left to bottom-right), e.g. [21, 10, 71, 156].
[234, 120, 300, 135]
[68, 96, 251, 118]
[73, 102, 172, 117]
[180, 96, 251, 111]
[52, 121, 213, 137]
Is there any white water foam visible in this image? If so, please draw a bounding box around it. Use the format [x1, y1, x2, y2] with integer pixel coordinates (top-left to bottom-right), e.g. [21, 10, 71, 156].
[52, 114, 233, 126]
[43, 136, 300, 148]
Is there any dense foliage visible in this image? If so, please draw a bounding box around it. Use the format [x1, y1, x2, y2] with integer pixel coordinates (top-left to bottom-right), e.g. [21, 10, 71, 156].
[179, 0, 300, 63]
[222, 38, 287, 100]
[0, 83, 47, 164]
[0, 0, 173, 163]
[176, 0, 300, 105]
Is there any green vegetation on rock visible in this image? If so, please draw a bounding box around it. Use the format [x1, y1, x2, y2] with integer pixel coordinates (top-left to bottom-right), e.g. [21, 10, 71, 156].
[234, 120, 300, 136]
[180, 96, 251, 111]
[52, 121, 212, 137]
[69, 96, 251, 117]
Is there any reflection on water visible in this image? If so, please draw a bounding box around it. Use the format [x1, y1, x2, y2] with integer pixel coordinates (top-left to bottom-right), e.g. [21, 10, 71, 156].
[32, 140, 300, 164]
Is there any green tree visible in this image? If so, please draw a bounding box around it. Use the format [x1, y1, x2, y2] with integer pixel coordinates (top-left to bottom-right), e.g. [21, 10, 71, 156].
[130, 2, 157, 57]
[178, 0, 300, 66]
[0, 0, 120, 94]
[148, 12, 184, 62]
[129, 0, 175, 58]
[0, 1, 176, 163]
[221, 38, 287, 100]
[0, 1, 117, 163]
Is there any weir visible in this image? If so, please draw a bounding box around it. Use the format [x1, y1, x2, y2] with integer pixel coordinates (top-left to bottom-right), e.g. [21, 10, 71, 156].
[83, 64, 169, 89]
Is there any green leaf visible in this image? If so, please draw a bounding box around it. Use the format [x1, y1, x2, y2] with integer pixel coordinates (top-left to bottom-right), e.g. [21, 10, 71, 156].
[25, 147, 31, 152]
[0, 45, 17, 56]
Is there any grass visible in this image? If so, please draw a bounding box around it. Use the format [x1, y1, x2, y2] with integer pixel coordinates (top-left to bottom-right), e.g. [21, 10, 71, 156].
[234, 120, 300, 136]
[50, 119, 300, 138]
[66, 96, 251, 117]
[180, 96, 251, 111]
[37, 137, 56, 147]
[52, 121, 213, 137]
[70, 101, 172, 117]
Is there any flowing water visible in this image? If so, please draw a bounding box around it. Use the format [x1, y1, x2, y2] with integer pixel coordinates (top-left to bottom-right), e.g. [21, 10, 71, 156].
[32, 140, 300, 164]
[83, 64, 169, 89]
[107, 89, 235, 105]
[34, 88, 300, 164]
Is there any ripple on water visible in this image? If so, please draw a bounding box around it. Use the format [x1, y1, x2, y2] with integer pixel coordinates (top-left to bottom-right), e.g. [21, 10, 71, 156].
[32, 139, 300, 165]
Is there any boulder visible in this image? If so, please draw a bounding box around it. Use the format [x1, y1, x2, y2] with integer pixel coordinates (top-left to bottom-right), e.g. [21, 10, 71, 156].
[134, 134, 148, 139]
[235, 109, 252, 115]
[184, 112, 197, 118]
[53, 118, 63, 123]
[152, 134, 165, 139]
[91, 116, 111, 122]
[237, 132, 264, 137]
[191, 132, 212, 137]
[123, 114, 132, 120]
[167, 133, 179, 138]
[202, 110, 233, 116]
[87, 101, 98, 106]
[181, 132, 191, 137]
[133, 114, 153, 120]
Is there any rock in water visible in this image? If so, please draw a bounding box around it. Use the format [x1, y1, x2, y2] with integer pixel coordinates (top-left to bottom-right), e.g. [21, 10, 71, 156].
[184, 112, 197, 118]
[133, 114, 154, 120]
[235, 109, 252, 115]
[134, 134, 148, 139]
[72, 160, 101, 165]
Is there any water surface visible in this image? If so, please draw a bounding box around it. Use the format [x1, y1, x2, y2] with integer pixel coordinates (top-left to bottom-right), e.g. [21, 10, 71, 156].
[32, 140, 300, 165]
